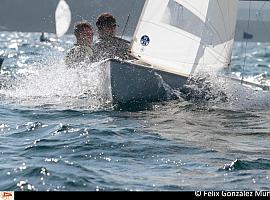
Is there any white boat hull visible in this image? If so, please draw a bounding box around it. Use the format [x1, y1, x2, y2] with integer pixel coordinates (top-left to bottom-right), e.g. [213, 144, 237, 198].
[103, 59, 188, 104]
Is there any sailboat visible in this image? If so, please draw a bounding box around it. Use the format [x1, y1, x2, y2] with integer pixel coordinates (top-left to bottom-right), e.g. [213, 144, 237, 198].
[101, 0, 239, 104]
[55, 0, 71, 38]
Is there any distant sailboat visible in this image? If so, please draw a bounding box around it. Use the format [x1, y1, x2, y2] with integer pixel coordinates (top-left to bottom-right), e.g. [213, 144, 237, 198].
[55, 0, 71, 38]
[102, 0, 239, 104]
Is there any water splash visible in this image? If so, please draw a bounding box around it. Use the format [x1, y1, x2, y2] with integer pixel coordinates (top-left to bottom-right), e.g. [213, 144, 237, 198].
[0, 58, 112, 110]
[179, 70, 270, 111]
[219, 76, 270, 111]
[180, 73, 228, 105]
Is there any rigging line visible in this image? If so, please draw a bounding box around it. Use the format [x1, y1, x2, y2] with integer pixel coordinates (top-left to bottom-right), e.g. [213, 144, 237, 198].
[241, 0, 252, 84]
[120, 0, 137, 40]
[121, 14, 130, 39]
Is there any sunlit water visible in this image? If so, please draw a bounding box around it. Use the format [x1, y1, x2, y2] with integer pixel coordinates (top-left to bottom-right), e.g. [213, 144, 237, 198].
[0, 32, 270, 191]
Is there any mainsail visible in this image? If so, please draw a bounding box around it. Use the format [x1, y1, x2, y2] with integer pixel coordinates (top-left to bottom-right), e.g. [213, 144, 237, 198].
[130, 0, 238, 77]
[55, 0, 71, 38]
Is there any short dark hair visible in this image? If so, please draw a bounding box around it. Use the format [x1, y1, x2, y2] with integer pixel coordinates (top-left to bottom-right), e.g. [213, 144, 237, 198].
[96, 13, 117, 29]
[74, 21, 93, 37]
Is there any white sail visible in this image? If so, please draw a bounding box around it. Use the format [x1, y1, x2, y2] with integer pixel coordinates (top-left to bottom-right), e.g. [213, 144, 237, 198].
[130, 0, 238, 77]
[55, 0, 71, 38]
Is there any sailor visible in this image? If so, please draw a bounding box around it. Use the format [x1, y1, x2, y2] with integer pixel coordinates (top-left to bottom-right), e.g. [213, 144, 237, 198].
[65, 21, 94, 68]
[40, 32, 50, 42]
[92, 13, 132, 62]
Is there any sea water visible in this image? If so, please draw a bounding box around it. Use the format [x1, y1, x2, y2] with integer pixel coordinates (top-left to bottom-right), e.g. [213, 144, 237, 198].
[0, 32, 270, 191]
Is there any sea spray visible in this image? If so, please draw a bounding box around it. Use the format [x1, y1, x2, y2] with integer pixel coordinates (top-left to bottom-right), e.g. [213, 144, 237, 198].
[179, 68, 270, 111]
[0, 58, 113, 110]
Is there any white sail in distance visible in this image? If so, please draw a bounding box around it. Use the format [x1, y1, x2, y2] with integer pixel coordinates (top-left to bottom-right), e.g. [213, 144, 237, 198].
[55, 0, 71, 38]
[130, 0, 239, 77]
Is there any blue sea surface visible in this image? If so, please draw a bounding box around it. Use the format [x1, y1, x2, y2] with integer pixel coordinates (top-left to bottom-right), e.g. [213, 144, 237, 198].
[0, 32, 270, 191]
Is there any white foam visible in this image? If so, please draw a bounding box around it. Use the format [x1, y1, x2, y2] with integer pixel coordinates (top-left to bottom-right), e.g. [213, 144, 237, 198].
[193, 72, 270, 111]
[0, 57, 113, 110]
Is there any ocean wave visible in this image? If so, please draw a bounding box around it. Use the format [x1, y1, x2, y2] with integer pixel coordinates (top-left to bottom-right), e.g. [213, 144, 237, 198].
[223, 159, 270, 171]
